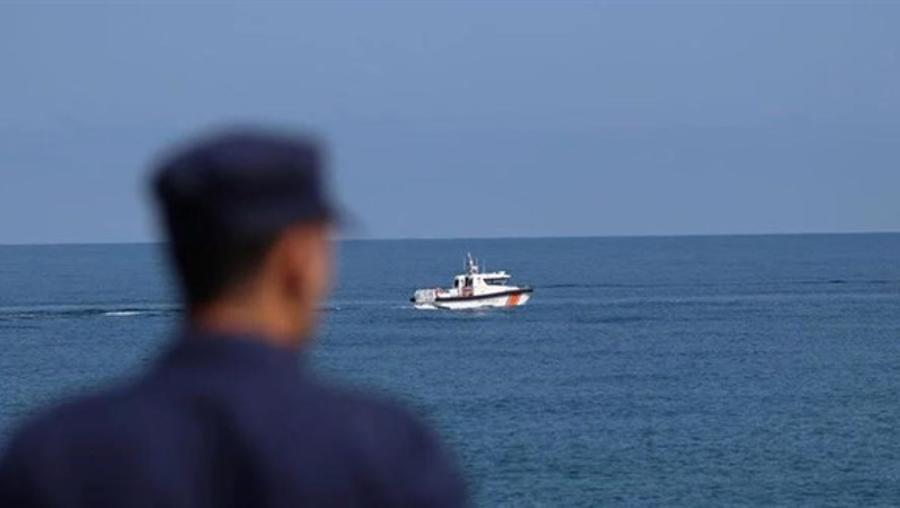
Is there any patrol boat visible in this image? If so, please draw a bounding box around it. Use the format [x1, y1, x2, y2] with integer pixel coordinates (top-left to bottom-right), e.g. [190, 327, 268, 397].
[411, 253, 533, 310]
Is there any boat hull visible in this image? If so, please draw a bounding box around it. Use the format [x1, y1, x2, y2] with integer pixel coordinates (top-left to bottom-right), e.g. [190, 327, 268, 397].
[415, 289, 532, 310]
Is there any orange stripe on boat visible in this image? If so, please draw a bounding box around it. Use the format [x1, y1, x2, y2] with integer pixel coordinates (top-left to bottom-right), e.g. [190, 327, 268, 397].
[507, 293, 520, 307]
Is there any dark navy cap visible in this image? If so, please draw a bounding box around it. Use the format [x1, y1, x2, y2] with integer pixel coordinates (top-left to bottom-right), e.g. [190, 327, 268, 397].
[152, 128, 337, 241]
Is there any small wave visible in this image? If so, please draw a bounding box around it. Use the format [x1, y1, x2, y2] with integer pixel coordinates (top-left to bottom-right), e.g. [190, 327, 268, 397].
[542, 283, 631, 289]
[794, 278, 899, 286]
[575, 315, 648, 325]
[103, 310, 145, 317]
[596, 316, 648, 324]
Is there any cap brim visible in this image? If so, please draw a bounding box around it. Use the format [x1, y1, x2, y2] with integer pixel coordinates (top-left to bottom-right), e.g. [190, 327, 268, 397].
[322, 204, 361, 234]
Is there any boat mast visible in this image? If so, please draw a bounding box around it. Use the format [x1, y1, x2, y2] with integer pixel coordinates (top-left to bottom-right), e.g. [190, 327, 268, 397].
[466, 252, 479, 275]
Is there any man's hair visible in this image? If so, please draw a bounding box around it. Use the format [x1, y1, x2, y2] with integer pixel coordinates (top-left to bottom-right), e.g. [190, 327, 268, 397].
[164, 229, 278, 308]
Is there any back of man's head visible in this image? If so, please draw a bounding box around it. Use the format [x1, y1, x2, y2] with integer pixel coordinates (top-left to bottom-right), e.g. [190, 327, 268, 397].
[151, 128, 336, 322]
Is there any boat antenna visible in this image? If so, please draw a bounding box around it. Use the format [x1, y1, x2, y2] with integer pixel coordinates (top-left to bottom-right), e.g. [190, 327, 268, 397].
[466, 252, 479, 274]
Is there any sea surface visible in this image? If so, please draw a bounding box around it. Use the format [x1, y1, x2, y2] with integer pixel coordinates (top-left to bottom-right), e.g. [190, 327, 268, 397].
[1, 235, 899, 506]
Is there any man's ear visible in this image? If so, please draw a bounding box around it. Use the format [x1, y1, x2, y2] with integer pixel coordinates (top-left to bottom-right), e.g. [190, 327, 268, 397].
[277, 228, 309, 298]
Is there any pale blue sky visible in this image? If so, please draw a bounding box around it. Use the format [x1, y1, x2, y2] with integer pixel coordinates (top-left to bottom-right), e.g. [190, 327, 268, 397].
[1, 1, 898, 243]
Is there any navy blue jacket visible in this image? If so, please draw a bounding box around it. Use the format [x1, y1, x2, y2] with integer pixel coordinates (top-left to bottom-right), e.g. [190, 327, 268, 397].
[0, 331, 466, 507]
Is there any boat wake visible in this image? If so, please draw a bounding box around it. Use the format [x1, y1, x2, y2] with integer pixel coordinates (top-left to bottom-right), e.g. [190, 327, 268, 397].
[0, 304, 180, 322]
[103, 310, 147, 317]
[0, 302, 353, 322]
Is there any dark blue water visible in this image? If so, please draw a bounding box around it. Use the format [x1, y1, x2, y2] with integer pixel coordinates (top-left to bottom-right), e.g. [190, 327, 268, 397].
[1, 235, 899, 506]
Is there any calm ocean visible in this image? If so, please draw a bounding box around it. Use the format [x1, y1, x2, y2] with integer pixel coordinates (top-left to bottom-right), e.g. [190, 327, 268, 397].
[1, 235, 899, 506]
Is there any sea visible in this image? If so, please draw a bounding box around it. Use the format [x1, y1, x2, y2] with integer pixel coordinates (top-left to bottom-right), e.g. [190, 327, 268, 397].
[1, 235, 899, 506]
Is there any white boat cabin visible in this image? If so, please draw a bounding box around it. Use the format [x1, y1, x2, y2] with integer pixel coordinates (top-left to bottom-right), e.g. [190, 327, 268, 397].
[452, 270, 514, 297]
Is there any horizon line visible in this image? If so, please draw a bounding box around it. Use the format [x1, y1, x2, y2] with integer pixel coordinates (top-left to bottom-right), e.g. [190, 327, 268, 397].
[1, 229, 899, 248]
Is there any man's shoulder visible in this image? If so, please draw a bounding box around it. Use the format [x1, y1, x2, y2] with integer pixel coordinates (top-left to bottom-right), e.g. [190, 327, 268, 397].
[5, 383, 143, 455]
[291, 381, 466, 505]
[307, 380, 415, 421]
[296, 379, 436, 448]
[0, 383, 149, 505]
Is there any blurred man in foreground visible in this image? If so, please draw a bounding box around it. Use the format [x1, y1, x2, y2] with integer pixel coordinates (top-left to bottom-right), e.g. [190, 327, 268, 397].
[0, 129, 466, 507]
